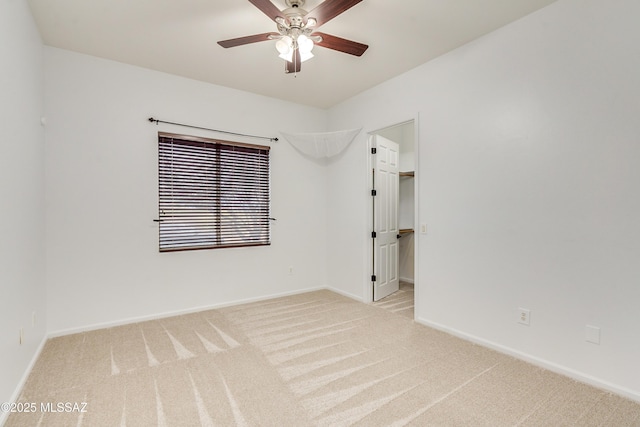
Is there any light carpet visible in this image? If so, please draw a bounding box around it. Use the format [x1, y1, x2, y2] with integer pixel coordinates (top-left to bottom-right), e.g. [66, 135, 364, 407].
[6, 290, 640, 426]
[373, 282, 414, 319]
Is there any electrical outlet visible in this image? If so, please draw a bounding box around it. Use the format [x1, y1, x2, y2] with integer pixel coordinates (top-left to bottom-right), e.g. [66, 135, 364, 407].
[517, 308, 530, 326]
[288, 266, 294, 275]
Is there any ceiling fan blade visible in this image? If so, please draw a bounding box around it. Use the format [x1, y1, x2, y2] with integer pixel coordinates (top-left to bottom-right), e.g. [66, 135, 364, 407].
[313, 32, 368, 56]
[248, 0, 284, 22]
[285, 50, 302, 74]
[306, 0, 363, 27]
[218, 32, 279, 48]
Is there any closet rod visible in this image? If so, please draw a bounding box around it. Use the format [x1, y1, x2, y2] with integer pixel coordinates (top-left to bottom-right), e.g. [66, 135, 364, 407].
[148, 117, 278, 142]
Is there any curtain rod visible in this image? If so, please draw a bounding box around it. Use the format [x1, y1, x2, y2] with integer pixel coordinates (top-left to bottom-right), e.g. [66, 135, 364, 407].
[148, 117, 278, 142]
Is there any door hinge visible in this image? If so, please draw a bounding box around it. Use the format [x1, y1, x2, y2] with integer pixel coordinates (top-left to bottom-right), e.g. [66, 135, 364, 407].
[371, 231, 377, 238]
[371, 147, 377, 154]
[371, 189, 377, 196]
[371, 275, 377, 282]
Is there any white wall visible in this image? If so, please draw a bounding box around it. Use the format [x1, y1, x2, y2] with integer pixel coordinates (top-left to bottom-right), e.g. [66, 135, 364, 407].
[44, 48, 328, 333]
[327, 0, 640, 400]
[0, 0, 46, 410]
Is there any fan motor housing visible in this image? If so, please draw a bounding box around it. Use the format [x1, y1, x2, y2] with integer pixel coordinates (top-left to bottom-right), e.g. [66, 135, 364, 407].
[283, 0, 308, 28]
[285, 0, 305, 7]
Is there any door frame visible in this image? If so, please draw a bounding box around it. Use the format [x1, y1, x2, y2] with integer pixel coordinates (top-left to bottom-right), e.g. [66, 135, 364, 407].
[365, 115, 420, 318]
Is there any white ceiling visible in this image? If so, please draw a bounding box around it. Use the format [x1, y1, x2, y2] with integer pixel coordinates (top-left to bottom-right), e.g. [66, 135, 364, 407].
[27, 0, 557, 109]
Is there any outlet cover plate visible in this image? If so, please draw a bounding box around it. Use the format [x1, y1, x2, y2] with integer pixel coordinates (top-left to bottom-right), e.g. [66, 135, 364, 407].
[518, 308, 531, 326]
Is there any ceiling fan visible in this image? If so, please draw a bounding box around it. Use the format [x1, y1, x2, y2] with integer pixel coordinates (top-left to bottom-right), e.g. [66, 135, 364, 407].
[218, 0, 368, 74]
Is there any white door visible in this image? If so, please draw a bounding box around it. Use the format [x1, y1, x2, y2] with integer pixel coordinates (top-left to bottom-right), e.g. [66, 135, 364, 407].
[373, 135, 400, 301]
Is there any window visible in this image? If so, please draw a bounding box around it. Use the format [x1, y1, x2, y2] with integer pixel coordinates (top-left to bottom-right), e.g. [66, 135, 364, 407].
[157, 132, 270, 252]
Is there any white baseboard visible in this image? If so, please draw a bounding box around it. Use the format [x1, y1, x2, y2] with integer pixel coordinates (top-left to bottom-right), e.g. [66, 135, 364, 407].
[48, 286, 326, 337]
[399, 277, 415, 285]
[416, 316, 640, 403]
[326, 286, 365, 303]
[1, 335, 48, 426]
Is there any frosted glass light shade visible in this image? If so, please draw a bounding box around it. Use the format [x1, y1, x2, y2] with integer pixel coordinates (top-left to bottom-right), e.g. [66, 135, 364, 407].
[279, 51, 294, 62]
[276, 36, 292, 54]
[297, 34, 314, 53]
[300, 51, 314, 62]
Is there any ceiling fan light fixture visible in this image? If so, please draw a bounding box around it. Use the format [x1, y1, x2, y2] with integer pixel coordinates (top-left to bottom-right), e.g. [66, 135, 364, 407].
[218, 0, 369, 74]
[279, 51, 294, 62]
[297, 34, 314, 53]
[300, 50, 314, 63]
[276, 36, 293, 54]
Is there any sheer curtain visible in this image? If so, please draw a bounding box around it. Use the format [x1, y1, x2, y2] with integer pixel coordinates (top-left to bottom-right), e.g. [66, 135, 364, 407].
[280, 128, 361, 159]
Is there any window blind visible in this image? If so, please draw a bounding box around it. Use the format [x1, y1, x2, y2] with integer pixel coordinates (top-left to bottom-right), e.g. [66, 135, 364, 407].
[158, 132, 270, 252]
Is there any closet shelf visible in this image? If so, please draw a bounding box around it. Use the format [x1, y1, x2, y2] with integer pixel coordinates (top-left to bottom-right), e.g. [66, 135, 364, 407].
[399, 229, 414, 235]
[399, 171, 414, 177]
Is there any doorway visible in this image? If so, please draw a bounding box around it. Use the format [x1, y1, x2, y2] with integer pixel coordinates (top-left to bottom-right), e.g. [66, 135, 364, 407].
[369, 120, 416, 316]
